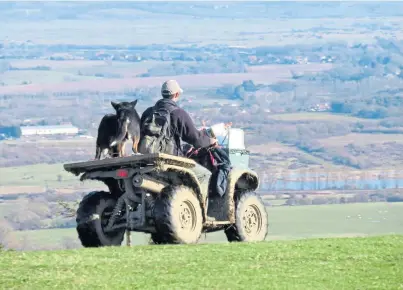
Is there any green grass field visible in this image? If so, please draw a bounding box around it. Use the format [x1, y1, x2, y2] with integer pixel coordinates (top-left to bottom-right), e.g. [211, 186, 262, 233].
[268, 112, 366, 122]
[12, 202, 403, 250]
[0, 163, 75, 187]
[0, 163, 101, 189]
[1, 235, 402, 289]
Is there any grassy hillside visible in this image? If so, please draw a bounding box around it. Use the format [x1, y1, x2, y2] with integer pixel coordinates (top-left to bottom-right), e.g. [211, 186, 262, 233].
[1, 235, 402, 289]
[9, 202, 403, 251]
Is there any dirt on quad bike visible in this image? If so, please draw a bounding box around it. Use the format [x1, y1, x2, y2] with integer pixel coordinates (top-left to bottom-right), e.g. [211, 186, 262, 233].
[64, 152, 268, 246]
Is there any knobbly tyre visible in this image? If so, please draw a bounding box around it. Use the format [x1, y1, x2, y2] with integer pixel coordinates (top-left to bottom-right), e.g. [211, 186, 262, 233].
[63, 132, 268, 246]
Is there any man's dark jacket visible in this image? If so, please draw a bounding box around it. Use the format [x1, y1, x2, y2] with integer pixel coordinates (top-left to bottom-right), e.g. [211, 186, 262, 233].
[140, 98, 211, 156]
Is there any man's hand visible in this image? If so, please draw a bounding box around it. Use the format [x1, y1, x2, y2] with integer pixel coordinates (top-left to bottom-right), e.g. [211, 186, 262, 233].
[209, 137, 218, 147]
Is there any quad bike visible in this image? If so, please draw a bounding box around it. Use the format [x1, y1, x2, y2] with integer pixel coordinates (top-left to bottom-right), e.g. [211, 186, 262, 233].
[63, 131, 268, 246]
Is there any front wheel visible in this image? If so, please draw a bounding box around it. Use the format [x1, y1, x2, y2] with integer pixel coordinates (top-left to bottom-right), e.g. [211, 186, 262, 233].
[153, 186, 203, 244]
[225, 192, 268, 242]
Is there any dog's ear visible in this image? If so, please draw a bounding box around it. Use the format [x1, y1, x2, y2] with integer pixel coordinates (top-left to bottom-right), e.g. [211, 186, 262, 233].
[111, 101, 119, 111]
[130, 99, 138, 108]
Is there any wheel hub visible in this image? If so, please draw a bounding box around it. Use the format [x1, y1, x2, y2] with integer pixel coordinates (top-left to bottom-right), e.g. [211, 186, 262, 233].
[242, 205, 262, 235]
[179, 201, 196, 231]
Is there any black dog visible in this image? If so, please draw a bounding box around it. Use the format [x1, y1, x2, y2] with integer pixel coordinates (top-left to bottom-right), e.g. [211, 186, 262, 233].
[95, 100, 141, 159]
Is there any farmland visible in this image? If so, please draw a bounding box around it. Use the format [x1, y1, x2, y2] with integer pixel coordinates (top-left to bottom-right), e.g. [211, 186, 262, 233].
[0, 63, 332, 95]
[2, 2, 403, 175]
[268, 113, 366, 122]
[1, 235, 402, 289]
[318, 133, 403, 147]
[1, 1, 403, 264]
[0, 162, 102, 189]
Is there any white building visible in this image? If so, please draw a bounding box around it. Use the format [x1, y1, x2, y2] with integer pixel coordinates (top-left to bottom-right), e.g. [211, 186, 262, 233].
[20, 125, 79, 136]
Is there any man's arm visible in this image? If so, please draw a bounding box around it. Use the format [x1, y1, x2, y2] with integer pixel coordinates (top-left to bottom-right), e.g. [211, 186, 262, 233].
[175, 109, 214, 148]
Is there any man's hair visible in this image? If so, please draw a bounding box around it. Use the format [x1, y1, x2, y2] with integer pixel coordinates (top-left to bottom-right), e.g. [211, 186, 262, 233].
[162, 93, 176, 99]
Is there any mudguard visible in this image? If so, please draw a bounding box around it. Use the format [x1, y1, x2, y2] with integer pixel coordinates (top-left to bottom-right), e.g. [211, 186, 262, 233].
[207, 168, 259, 223]
[158, 164, 207, 221]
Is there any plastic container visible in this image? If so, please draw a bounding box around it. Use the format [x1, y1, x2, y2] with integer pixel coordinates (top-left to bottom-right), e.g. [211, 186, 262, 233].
[228, 128, 245, 150]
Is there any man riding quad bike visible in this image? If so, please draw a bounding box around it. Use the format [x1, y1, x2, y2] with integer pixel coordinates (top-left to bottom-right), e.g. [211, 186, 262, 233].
[138, 80, 217, 201]
[63, 80, 268, 246]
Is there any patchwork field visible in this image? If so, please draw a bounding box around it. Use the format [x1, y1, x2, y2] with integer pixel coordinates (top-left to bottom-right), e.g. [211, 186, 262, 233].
[0, 63, 332, 95]
[3, 3, 402, 47]
[317, 133, 403, 147]
[249, 142, 301, 155]
[2, 60, 179, 87]
[8, 59, 160, 75]
[0, 137, 124, 193]
[2, 138, 96, 147]
[249, 141, 348, 171]
[250, 131, 403, 172]
[268, 112, 366, 122]
[0, 163, 78, 187]
[0, 162, 102, 191]
[314, 133, 403, 170]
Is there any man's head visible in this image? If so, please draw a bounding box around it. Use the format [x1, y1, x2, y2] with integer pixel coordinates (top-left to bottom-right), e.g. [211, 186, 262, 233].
[161, 80, 183, 101]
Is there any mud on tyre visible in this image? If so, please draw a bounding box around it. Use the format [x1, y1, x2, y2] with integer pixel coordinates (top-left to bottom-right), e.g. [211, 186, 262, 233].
[76, 191, 125, 247]
[225, 192, 268, 242]
[153, 186, 203, 244]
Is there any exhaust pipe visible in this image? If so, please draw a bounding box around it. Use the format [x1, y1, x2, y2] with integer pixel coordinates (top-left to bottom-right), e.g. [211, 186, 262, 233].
[132, 174, 166, 193]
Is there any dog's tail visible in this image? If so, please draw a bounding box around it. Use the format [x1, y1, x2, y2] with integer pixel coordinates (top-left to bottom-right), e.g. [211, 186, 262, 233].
[95, 146, 101, 159]
[110, 120, 129, 147]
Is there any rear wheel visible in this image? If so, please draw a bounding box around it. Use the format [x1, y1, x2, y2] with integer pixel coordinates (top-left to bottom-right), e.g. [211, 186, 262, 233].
[153, 186, 203, 244]
[150, 233, 168, 244]
[76, 191, 125, 247]
[225, 192, 268, 242]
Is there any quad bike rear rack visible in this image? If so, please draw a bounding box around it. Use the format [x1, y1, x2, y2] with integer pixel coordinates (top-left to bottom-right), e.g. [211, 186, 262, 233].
[63, 153, 196, 176]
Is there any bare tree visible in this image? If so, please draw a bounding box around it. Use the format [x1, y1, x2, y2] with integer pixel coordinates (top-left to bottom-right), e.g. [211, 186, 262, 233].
[57, 200, 80, 218]
[0, 218, 13, 247]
